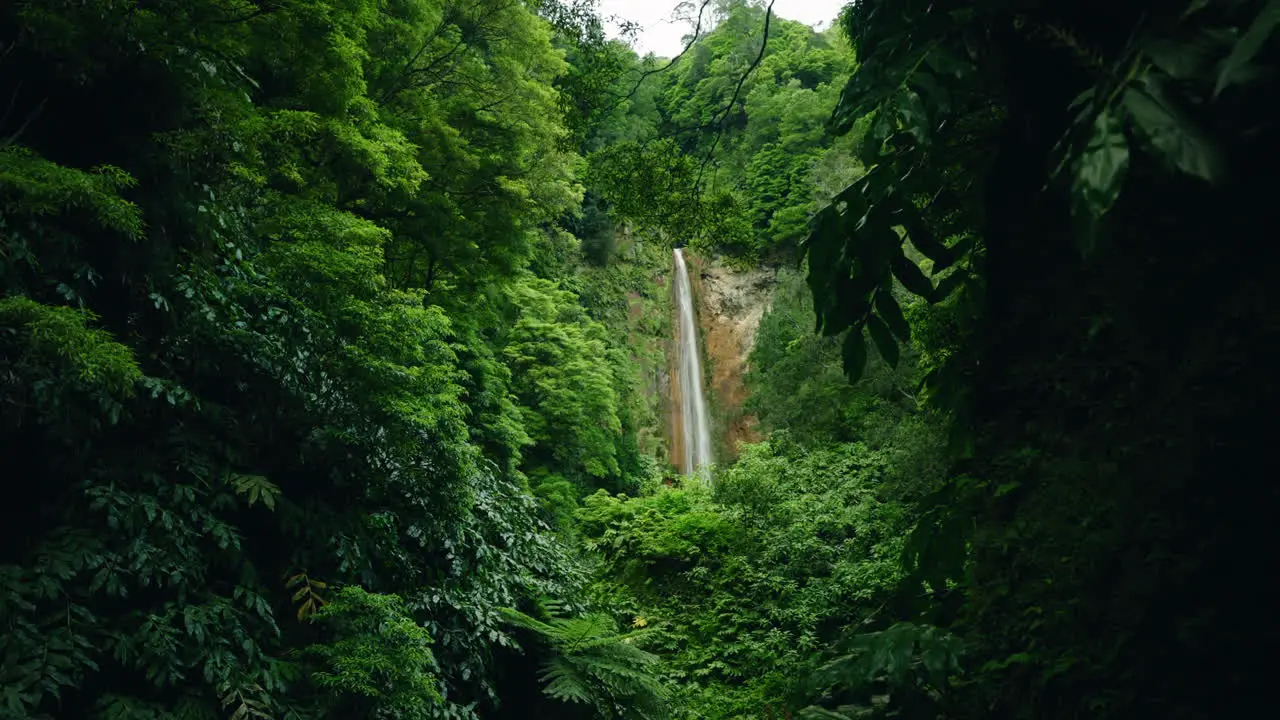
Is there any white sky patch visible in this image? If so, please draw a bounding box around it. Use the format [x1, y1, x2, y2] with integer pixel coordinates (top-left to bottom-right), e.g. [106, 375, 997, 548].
[598, 0, 848, 58]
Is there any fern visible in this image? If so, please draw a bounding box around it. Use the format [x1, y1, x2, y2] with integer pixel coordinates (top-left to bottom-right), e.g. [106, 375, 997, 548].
[501, 603, 669, 720]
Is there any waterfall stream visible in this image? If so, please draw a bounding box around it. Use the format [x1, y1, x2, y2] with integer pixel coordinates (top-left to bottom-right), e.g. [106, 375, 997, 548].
[673, 248, 714, 478]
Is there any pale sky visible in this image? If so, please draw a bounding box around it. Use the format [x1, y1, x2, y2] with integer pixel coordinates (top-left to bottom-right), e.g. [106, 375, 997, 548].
[598, 0, 848, 58]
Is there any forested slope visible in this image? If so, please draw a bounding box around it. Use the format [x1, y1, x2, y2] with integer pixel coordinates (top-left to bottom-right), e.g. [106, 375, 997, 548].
[3, 1, 1278, 720]
[0, 1, 667, 717]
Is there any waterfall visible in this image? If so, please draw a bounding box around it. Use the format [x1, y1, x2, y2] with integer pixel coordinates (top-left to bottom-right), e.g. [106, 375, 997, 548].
[673, 248, 714, 478]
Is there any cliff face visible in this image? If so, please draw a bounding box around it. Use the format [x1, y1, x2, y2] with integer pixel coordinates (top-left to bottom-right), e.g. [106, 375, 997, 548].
[686, 254, 776, 463]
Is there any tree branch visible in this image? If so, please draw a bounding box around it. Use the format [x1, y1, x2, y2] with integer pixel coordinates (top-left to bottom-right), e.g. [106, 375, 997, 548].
[695, 0, 775, 190]
[1, 95, 48, 150]
[606, 0, 714, 113]
[0, 80, 22, 134]
[208, 1, 282, 25]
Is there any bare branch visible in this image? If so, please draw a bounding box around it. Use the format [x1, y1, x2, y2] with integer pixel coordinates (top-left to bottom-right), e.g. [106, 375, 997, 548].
[610, 0, 713, 109]
[0, 80, 21, 134]
[1, 95, 48, 150]
[696, 0, 775, 189]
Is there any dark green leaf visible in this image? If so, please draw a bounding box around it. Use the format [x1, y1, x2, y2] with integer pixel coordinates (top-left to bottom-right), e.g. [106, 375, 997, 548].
[867, 315, 900, 368]
[827, 273, 874, 336]
[909, 71, 949, 116]
[875, 288, 911, 342]
[830, 47, 924, 135]
[841, 330, 868, 381]
[1066, 87, 1095, 114]
[922, 44, 975, 81]
[860, 106, 896, 165]
[947, 421, 975, 459]
[929, 269, 968, 303]
[1123, 82, 1223, 183]
[1143, 32, 1229, 80]
[834, 181, 869, 221]
[897, 89, 931, 144]
[858, 212, 900, 274]
[1215, 0, 1280, 96]
[896, 204, 953, 268]
[1183, 0, 1211, 19]
[891, 252, 934, 297]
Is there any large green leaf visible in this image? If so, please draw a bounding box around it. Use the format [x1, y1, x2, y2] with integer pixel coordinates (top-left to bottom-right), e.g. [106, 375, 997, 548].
[1073, 108, 1130, 219]
[895, 203, 954, 269]
[805, 205, 846, 332]
[891, 252, 934, 297]
[875, 288, 911, 342]
[1123, 80, 1223, 183]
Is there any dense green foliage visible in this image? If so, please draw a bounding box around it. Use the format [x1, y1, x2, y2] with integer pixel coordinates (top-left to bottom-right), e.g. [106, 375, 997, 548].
[5, 1, 1278, 719]
[588, 0, 857, 258]
[0, 1, 665, 718]
[578, 441, 912, 718]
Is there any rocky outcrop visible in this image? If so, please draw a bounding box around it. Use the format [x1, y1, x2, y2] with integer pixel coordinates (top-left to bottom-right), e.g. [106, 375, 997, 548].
[686, 254, 776, 462]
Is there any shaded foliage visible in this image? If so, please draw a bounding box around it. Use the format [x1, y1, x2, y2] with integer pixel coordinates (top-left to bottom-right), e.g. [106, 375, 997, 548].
[795, 0, 1280, 718]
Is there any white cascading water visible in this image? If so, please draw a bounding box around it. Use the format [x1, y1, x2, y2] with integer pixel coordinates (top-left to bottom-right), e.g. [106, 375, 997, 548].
[673, 248, 714, 478]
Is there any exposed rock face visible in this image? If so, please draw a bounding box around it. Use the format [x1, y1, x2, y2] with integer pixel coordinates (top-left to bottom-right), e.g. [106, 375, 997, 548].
[686, 254, 776, 462]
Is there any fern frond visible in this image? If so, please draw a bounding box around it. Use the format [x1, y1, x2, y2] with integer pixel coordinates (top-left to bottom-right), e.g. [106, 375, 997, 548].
[576, 623, 660, 650]
[498, 607, 560, 637]
[503, 603, 670, 719]
[539, 657, 593, 704]
[579, 654, 665, 688]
